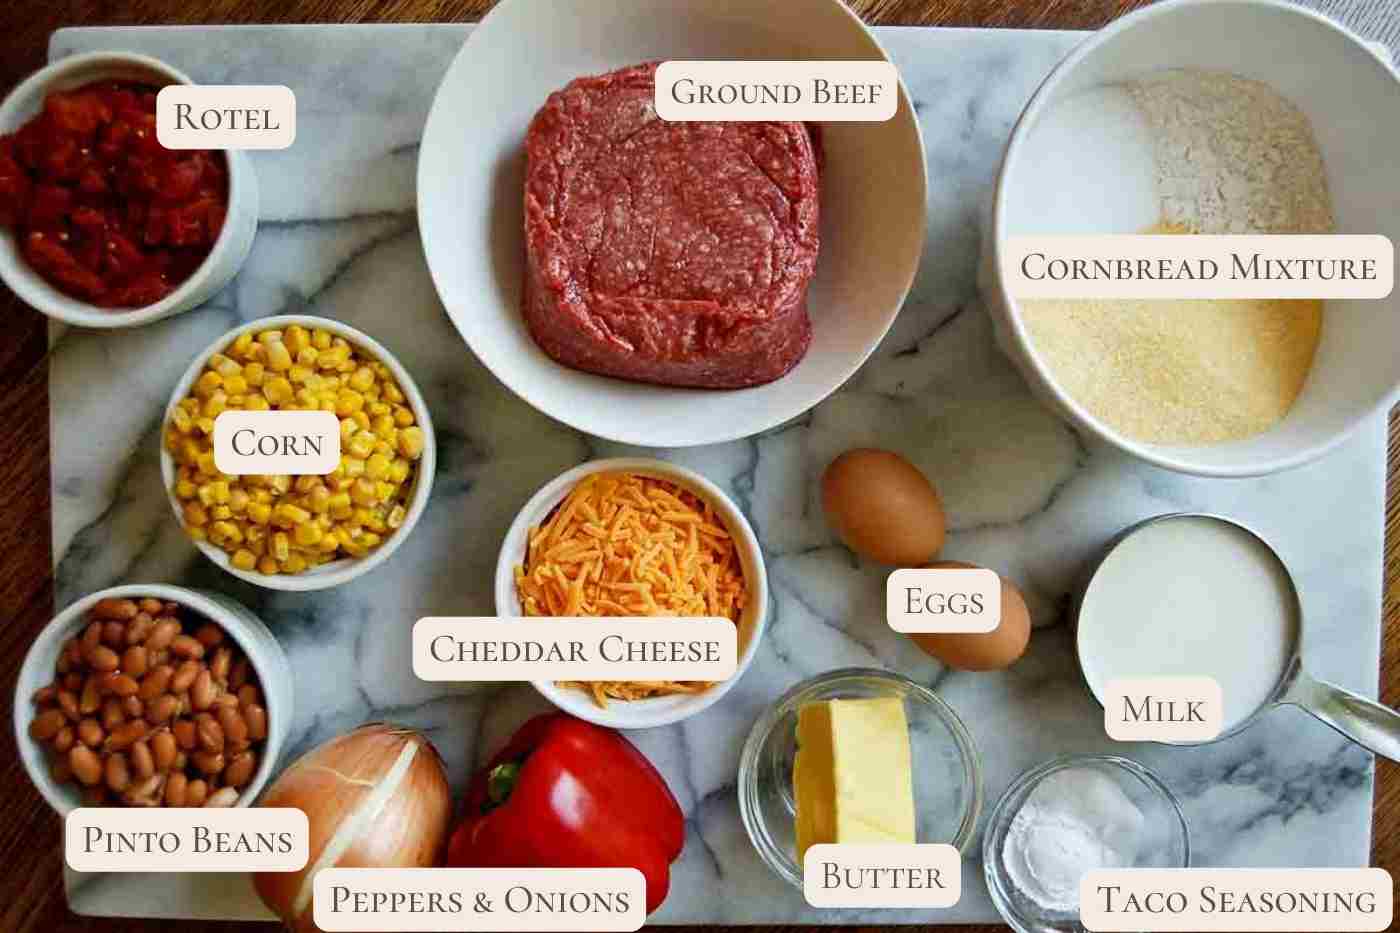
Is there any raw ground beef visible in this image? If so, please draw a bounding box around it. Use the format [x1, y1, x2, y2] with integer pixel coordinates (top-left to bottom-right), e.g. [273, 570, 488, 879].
[522, 62, 820, 389]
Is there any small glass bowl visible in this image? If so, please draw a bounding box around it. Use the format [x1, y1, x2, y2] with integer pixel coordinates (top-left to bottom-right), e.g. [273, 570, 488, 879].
[738, 667, 982, 888]
[983, 755, 1190, 933]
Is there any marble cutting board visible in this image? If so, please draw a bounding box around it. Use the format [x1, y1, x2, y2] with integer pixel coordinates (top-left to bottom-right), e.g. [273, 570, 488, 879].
[47, 24, 1386, 925]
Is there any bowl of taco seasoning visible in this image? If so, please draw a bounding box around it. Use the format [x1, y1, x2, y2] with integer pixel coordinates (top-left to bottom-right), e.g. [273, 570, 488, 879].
[0, 51, 258, 328]
[495, 458, 769, 729]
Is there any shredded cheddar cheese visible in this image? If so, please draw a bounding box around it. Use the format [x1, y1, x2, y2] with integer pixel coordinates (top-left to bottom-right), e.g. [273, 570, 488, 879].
[515, 471, 747, 706]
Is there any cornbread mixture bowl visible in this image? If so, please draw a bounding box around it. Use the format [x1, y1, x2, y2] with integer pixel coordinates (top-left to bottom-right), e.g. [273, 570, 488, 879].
[495, 458, 768, 729]
[161, 315, 435, 592]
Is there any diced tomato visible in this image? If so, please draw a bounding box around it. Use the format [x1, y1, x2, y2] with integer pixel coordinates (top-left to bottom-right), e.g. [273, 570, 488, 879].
[0, 79, 227, 307]
[27, 184, 71, 226]
[24, 231, 106, 300]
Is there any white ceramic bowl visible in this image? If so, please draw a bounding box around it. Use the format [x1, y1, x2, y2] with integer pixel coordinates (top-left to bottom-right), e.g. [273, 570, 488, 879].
[14, 584, 292, 815]
[160, 314, 436, 591]
[0, 51, 259, 329]
[418, 0, 926, 447]
[985, 0, 1400, 477]
[495, 457, 768, 728]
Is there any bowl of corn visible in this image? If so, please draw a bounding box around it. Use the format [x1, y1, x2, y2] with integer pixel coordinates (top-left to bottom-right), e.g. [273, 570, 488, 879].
[160, 314, 435, 591]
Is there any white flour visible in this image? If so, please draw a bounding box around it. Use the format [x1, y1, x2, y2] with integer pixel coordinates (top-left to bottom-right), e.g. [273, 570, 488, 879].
[1124, 69, 1334, 234]
[1002, 768, 1146, 914]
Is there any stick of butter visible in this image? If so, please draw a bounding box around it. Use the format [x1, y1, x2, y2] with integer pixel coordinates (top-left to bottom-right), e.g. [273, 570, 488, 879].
[793, 696, 916, 861]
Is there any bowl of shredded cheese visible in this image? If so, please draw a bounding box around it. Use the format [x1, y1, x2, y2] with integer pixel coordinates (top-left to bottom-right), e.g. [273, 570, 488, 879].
[495, 458, 768, 729]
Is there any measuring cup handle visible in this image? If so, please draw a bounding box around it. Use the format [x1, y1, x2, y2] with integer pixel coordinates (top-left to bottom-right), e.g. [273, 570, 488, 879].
[1281, 670, 1400, 762]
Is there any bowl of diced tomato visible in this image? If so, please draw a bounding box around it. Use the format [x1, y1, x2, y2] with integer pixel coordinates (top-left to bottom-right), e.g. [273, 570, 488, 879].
[0, 51, 258, 328]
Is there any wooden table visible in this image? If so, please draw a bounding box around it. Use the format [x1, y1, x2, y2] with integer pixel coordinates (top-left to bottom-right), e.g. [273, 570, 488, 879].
[0, 2, 1394, 931]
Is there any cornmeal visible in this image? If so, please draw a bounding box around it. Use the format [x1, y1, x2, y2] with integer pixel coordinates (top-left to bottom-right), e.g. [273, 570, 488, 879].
[1021, 295, 1322, 445]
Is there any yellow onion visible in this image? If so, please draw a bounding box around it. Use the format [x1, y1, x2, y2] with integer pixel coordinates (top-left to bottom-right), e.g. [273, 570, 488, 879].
[253, 722, 452, 932]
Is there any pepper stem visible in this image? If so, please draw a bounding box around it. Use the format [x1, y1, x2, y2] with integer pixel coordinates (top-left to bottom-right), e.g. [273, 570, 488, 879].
[485, 762, 521, 810]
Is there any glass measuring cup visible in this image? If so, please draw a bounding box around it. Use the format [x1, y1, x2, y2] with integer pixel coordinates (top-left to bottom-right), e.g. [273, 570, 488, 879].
[1073, 512, 1400, 760]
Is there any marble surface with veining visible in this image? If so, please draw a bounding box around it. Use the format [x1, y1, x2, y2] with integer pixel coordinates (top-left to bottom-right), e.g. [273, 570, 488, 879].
[48, 24, 1386, 924]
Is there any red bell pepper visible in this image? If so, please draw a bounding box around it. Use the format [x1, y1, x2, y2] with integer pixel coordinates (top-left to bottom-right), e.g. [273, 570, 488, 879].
[447, 713, 684, 913]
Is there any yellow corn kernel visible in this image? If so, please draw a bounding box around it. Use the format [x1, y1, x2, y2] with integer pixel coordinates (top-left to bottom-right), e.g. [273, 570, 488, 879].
[341, 456, 366, 478]
[294, 523, 323, 547]
[175, 479, 197, 499]
[308, 485, 332, 513]
[312, 328, 332, 350]
[328, 492, 353, 519]
[257, 329, 283, 345]
[372, 440, 393, 458]
[348, 366, 375, 392]
[262, 377, 293, 405]
[334, 389, 365, 416]
[266, 340, 293, 372]
[375, 481, 396, 502]
[244, 361, 265, 387]
[392, 404, 415, 426]
[274, 503, 311, 526]
[196, 452, 218, 476]
[383, 382, 405, 404]
[318, 531, 340, 552]
[257, 556, 280, 575]
[229, 488, 250, 513]
[270, 474, 292, 494]
[387, 504, 407, 529]
[271, 532, 290, 562]
[183, 501, 209, 527]
[289, 364, 313, 384]
[245, 395, 270, 412]
[245, 523, 267, 544]
[318, 345, 350, 370]
[178, 438, 202, 466]
[195, 417, 216, 436]
[202, 391, 227, 418]
[194, 371, 222, 398]
[285, 325, 310, 353]
[347, 432, 376, 459]
[388, 458, 411, 484]
[212, 354, 240, 377]
[340, 418, 359, 442]
[293, 474, 319, 494]
[356, 531, 382, 549]
[364, 402, 388, 419]
[398, 426, 425, 459]
[187, 526, 208, 542]
[295, 346, 319, 367]
[210, 505, 233, 521]
[352, 410, 371, 430]
[244, 342, 266, 363]
[350, 478, 378, 506]
[281, 553, 308, 574]
[171, 406, 193, 433]
[211, 521, 243, 545]
[364, 453, 391, 481]
[222, 373, 248, 395]
[231, 549, 257, 571]
[247, 501, 273, 525]
[232, 332, 254, 356]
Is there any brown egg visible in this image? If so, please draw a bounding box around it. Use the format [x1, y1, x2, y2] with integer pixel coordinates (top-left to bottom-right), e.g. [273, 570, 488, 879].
[821, 449, 946, 566]
[909, 560, 1031, 671]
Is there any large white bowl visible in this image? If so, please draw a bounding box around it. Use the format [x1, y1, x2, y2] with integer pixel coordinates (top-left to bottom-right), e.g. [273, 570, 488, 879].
[0, 52, 258, 329]
[14, 584, 292, 816]
[495, 458, 768, 729]
[418, 0, 926, 447]
[160, 315, 436, 592]
[984, 0, 1400, 477]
